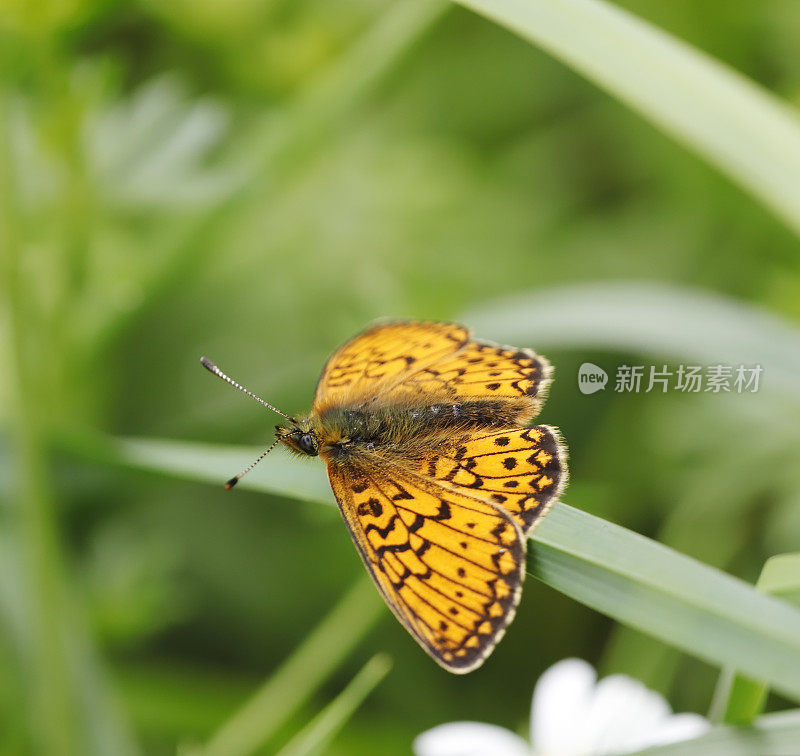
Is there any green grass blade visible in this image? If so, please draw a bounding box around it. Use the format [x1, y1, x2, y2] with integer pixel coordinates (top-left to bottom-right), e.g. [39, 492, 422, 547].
[203, 577, 383, 756]
[756, 554, 800, 604]
[710, 553, 800, 725]
[710, 663, 768, 724]
[112, 437, 335, 506]
[629, 709, 800, 755]
[452, 0, 800, 237]
[464, 281, 800, 401]
[1, 93, 139, 754]
[275, 654, 392, 756]
[531, 506, 800, 703]
[97, 436, 800, 702]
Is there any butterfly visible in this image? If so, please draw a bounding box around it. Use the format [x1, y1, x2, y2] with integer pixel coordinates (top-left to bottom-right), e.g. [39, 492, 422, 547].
[202, 320, 567, 673]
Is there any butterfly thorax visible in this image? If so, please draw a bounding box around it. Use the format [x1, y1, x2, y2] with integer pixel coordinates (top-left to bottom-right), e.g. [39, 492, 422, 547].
[300, 396, 534, 464]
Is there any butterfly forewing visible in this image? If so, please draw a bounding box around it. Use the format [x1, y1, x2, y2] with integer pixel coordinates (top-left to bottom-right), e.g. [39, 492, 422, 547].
[397, 341, 552, 410]
[327, 460, 526, 673]
[313, 321, 469, 413]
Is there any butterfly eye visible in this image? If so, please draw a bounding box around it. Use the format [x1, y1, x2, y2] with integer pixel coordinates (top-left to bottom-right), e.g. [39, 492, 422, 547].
[298, 432, 318, 456]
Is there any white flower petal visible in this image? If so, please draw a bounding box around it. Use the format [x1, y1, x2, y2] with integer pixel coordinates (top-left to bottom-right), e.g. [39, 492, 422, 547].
[530, 658, 597, 755]
[529, 660, 710, 756]
[583, 675, 672, 754]
[415, 659, 709, 756]
[648, 713, 710, 746]
[414, 722, 531, 756]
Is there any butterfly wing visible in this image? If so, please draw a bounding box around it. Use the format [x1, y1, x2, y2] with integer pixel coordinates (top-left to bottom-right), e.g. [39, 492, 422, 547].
[315, 321, 552, 426]
[397, 340, 552, 413]
[315, 320, 565, 670]
[421, 426, 568, 536]
[313, 321, 469, 413]
[327, 458, 526, 673]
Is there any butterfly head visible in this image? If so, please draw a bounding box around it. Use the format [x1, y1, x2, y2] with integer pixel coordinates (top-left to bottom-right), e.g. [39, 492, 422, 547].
[276, 421, 319, 457]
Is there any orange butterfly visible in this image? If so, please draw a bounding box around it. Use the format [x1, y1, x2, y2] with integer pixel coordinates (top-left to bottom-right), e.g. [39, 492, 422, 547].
[202, 321, 568, 673]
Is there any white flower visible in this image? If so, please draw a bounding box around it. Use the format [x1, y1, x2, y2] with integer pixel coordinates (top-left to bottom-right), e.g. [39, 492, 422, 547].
[413, 658, 709, 756]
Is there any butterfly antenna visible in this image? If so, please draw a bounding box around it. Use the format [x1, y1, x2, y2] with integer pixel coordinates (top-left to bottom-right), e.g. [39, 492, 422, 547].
[200, 357, 297, 423]
[223, 436, 283, 490]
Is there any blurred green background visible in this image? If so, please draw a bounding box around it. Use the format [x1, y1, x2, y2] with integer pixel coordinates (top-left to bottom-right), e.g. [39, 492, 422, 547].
[2, 0, 800, 753]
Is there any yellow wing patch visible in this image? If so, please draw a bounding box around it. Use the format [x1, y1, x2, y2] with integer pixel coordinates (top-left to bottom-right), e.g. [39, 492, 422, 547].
[314, 321, 468, 412]
[422, 426, 568, 535]
[398, 340, 551, 409]
[327, 460, 525, 673]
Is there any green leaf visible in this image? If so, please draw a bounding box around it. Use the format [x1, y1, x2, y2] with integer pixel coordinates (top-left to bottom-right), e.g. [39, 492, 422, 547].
[629, 709, 800, 755]
[710, 553, 800, 725]
[710, 667, 767, 729]
[452, 0, 800, 237]
[275, 654, 392, 756]
[112, 436, 334, 505]
[757, 554, 800, 605]
[98, 436, 800, 702]
[532, 507, 800, 702]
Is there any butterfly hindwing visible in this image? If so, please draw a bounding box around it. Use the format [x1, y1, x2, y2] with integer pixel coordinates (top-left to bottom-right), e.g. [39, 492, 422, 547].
[327, 459, 526, 673]
[421, 426, 568, 536]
